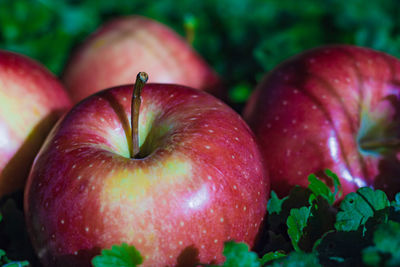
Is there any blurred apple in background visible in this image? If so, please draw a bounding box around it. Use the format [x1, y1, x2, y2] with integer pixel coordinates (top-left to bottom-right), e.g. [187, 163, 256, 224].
[244, 45, 400, 198]
[0, 50, 71, 198]
[62, 16, 223, 103]
[25, 80, 268, 266]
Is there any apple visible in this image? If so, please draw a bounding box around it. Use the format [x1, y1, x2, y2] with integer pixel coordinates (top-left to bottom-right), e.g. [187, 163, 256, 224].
[0, 50, 71, 198]
[24, 74, 268, 266]
[244, 45, 400, 198]
[62, 16, 223, 104]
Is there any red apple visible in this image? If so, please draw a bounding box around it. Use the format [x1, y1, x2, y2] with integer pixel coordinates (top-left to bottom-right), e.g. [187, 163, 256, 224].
[24, 78, 268, 266]
[62, 16, 223, 103]
[244, 45, 400, 198]
[0, 50, 71, 198]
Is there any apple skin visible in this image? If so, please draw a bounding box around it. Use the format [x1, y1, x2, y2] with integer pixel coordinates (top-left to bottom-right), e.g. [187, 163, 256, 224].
[244, 45, 400, 198]
[62, 16, 223, 104]
[24, 84, 269, 266]
[0, 50, 71, 198]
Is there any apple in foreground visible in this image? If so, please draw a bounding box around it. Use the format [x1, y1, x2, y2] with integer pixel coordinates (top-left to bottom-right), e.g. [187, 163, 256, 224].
[25, 74, 268, 266]
[62, 16, 223, 103]
[0, 50, 71, 198]
[244, 45, 400, 198]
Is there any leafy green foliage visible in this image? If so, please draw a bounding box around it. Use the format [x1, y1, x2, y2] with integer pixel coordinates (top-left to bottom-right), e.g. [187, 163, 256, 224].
[210, 242, 260, 267]
[335, 188, 390, 232]
[267, 191, 288, 215]
[287, 207, 311, 251]
[92, 243, 143, 267]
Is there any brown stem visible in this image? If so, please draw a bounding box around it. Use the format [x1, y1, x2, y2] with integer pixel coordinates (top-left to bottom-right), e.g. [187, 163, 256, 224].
[359, 138, 400, 151]
[131, 72, 148, 158]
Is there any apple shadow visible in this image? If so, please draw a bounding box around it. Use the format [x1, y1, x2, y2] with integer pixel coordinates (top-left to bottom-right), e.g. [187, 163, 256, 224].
[0, 110, 65, 199]
[175, 245, 201, 267]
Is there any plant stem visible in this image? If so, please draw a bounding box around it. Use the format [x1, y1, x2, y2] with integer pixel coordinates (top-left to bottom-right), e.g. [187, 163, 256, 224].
[131, 72, 148, 158]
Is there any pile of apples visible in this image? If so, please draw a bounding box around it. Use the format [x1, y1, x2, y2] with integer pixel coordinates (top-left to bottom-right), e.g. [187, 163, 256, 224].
[1, 15, 400, 267]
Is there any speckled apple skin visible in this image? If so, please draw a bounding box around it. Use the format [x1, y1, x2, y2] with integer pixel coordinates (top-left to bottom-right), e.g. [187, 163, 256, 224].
[244, 45, 400, 198]
[0, 50, 71, 197]
[63, 16, 222, 103]
[25, 84, 268, 266]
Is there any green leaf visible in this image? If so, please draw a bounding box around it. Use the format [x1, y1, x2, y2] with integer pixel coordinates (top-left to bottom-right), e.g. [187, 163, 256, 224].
[2, 260, 30, 266]
[392, 192, 400, 212]
[268, 191, 288, 215]
[371, 220, 400, 264]
[307, 170, 342, 205]
[260, 251, 286, 265]
[269, 251, 321, 267]
[92, 243, 143, 267]
[212, 242, 260, 267]
[287, 206, 311, 251]
[335, 187, 390, 232]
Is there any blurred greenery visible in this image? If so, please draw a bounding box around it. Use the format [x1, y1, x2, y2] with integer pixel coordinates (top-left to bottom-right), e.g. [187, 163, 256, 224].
[1, 0, 400, 103]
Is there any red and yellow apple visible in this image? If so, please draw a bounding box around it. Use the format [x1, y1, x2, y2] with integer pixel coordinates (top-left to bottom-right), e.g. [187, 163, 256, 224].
[25, 82, 268, 266]
[0, 50, 71, 198]
[62, 16, 222, 103]
[244, 45, 400, 198]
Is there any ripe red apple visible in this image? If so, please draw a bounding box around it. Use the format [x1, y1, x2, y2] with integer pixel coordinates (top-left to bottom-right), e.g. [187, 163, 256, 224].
[62, 16, 223, 103]
[0, 50, 71, 198]
[244, 45, 400, 198]
[24, 77, 268, 266]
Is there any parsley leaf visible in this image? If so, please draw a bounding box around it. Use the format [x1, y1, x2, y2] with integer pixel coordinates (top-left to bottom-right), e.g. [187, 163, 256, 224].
[92, 243, 143, 267]
[268, 191, 288, 215]
[308, 170, 342, 205]
[260, 251, 286, 265]
[269, 251, 321, 267]
[211, 242, 260, 267]
[335, 187, 390, 232]
[287, 206, 311, 251]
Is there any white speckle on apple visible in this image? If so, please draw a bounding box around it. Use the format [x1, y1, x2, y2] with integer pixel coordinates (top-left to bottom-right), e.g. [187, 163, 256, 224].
[122, 97, 127, 101]
[293, 134, 298, 139]
[189, 117, 197, 120]
[192, 95, 199, 98]
[45, 202, 49, 208]
[61, 220, 64, 224]
[334, 79, 339, 83]
[258, 191, 261, 195]
[312, 105, 317, 110]
[170, 94, 174, 98]
[255, 223, 258, 228]
[204, 124, 209, 127]
[233, 185, 237, 190]
[356, 62, 361, 67]
[220, 218, 224, 222]
[89, 164, 93, 168]
[101, 160, 105, 164]
[208, 129, 214, 133]
[283, 100, 288, 105]
[292, 119, 297, 124]
[325, 120, 329, 125]
[92, 186, 95, 190]
[210, 209, 214, 213]
[203, 229, 207, 234]
[54, 140, 58, 144]
[77, 176, 82, 180]
[286, 149, 291, 157]
[201, 245, 205, 249]
[179, 241, 183, 245]
[267, 124, 271, 128]
[72, 164, 76, 169]
[138, 238, 143, 243]
[51, 234, 55, 239]
[293, 89, 299, 94]
[346, 77, 351, 83]
[180, 221, 184, 227]
[56, 145, 60, 150]
[309, 58, 316, 63]
[368, 59, 372, 64]
[275, 116, 280, 121]
[85, 227, 89, 232]
[205, 145, 211, 149]
[212, 185, 216, 191]
[235, 137, 239, 141]
[74, 251, 78, 255]
[231, 155, 235, 159]
[234, 127, 238, 131]
[100, 118, 105, 122]
[207, 176, 212, 180]
[214, 239, 218, 243]
[298, 171, 303, 175]
[304, 125, 308, 129]
[322, 95, 327, 99]
[283, 129, 288, 133]
[41, 226, 45, 231]
[243, 206, 247, 211]
[235, 204, 239, 209]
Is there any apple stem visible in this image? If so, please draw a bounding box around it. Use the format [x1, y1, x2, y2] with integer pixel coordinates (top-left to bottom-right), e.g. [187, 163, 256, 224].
[131, 72, 148, 158]
[359, 138, 400, 151]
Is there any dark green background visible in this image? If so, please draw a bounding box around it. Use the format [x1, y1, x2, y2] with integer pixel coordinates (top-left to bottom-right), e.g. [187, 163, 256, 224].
[1, 0, 399, 103]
